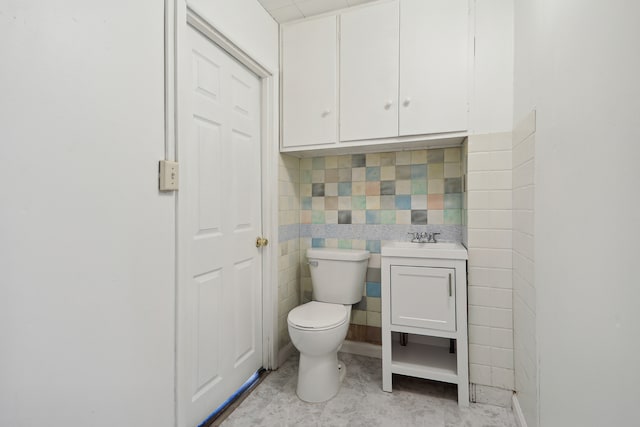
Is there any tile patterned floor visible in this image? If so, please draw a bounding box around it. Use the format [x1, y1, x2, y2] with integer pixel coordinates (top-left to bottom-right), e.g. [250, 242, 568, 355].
[221, 352, 517, 427]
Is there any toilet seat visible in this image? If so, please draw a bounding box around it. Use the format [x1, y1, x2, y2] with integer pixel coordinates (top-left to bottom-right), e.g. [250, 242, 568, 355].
[288, 301, 349, 331]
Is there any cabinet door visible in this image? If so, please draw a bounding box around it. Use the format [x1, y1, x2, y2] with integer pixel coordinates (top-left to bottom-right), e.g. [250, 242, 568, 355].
[340, 1, 399, 142]
[399, 0, 469, 136]
[282, 16, 338, 147]
[391, 265, 456, 331]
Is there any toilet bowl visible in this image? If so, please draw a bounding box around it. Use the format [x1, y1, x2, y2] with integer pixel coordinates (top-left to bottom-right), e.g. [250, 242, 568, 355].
[287, 248, 369, 403]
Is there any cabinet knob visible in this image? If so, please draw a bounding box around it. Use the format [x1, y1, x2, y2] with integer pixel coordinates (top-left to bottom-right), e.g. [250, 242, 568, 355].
[403, 97, 411, 107]
[321, 109, 331, 117]
[384, 100, 394, 110]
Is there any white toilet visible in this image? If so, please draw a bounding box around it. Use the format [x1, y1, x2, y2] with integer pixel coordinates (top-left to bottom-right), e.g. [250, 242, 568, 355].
[287, 247, 370, 403]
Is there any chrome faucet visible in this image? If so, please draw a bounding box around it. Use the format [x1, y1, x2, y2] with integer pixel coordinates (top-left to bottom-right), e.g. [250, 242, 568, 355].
[407, 231, 442, 243]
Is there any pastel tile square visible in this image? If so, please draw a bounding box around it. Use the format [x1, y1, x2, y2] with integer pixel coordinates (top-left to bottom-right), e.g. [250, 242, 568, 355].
[381, 210, 396, 224]
[352, 210, 366, 224]
[325, 210, 338, 223]
[444, 209, 462, 224]
[366, 240, 381, 253]
[325, 156, 338, 169]
[312, 211, 325, 224]
[380, 152, 395, 166]
[354, 298, 367, 311]
[428, 179, 444, 194]
[338, 239, 352, 249]
[396, 151, 411, 165]
[338, 196, 352, 210]
[300, 183, 312, 197]
[366, 281, 381, 297]
[339, 168, 353, 182]
[300, 210, 311, 224]
[351, 309, 366, 325]
[312, 197, 324, 210]
[380, 195, 395, 209]
[338, 210, 352, 224]
[380, 166, 396, 180]
[396, 210, 411, 224]
[300, 158, 312, 170]
[324, 196, 338, 210]
[411, 180, 427, 195]
[351, 167, 365, 181]
[338, 182, 352, 196]
[352, 181, 366, 195]
[427, 194, 444, 210]
[380, 181, 396, 195]
[312, 157, 325, 170]
[301, 196, 312, 210]
[325, 238, 338, 248]
[325, 168, 338, 182]
[352, 154, 366, 167]
[411, 164, 427, 179]
[351, 195, 366, 210]
[395, 165, 411, 180]
[444, 163, 461, 178]
[411, 210, 428, 225]
[428, 163, 444, 179]
[395, 180, 411, 194]
[312, 183, 325, 196]
[338, 155, 352, 168]
[324, 182, 338, 196]
[411, 195, 427, 209]
[367, 311, 381, 327]
[427, 149, 444, 163]
[445, 147, 461, 162]
[366, 181, 380, 195]
[428, 209, 444, 225]
[366, 210, 381, 224]
[411, 150, 427, 164]
[366, 196, 380, 209]
[444, 193, 463, 209]
[395, 195, 411, 209]
[352, 240, 367, 250]
[445, 177, 462, 193]
[366, 153, 381, 166]
[301, 169, 312, 183]
[312, 238, 325, 248]
[367, 296, 382, 312]
[366, 167, 380, 181]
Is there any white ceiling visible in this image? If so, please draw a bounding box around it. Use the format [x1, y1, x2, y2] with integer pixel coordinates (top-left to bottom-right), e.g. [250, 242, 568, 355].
[258, 0, 376, 23]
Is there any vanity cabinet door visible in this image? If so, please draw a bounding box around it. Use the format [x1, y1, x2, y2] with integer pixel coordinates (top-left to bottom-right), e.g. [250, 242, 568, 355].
[390, 265, 456, 331]
[282, 15, 338, 148]
[399, 0, 469, 136]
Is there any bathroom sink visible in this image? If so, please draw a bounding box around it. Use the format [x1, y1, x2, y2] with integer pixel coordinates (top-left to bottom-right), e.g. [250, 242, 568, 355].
[381, 241, 468, 260]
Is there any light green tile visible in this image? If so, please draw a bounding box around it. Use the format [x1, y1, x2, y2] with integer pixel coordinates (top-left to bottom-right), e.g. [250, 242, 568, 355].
[381, 210, 396, 224]
[312, 211, 325, 224]
[301, 169, 312, 183]
[411, 180, 427, 195]
[352, 195, 366, 210]
[338, 240, 352, 249]
[312, 157, 325, 170]
[444, 209, 462, 224]
[444, 193, 463, 209]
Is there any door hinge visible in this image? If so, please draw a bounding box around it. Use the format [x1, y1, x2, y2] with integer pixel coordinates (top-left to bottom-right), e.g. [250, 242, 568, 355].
[159, 160, 179, 191]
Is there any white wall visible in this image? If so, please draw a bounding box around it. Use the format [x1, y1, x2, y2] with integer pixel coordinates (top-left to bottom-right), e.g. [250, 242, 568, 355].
[0, 2, 174, 426]
[514, 1, 640, 426]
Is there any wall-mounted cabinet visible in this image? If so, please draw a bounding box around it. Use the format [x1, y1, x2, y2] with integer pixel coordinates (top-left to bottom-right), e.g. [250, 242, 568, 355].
[280, 0, 471, 155]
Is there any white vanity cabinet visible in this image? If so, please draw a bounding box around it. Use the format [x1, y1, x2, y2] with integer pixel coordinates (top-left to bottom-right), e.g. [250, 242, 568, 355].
[381, 242, 469, 406]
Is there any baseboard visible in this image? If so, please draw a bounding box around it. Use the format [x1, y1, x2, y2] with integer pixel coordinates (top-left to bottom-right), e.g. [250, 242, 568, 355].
[277, 342, 295, 368]
[512, 394, 528, 427]
[470, 383, 513, 408]
[340, 340, 382, 359]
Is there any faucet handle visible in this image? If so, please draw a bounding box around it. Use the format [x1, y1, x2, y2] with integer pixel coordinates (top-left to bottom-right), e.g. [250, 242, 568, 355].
[407, 232, 420, 243]
[432, 232, 441, 243]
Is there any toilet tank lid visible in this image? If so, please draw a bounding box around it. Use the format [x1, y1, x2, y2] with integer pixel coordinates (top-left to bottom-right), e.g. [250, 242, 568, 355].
[307, 248, 370, 261]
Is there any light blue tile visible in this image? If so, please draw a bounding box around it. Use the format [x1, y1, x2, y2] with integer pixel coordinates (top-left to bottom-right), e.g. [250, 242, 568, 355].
[366, 167, 380, 181]
[312, 238, 325, 248]
[366, 240, 381, 253]
[301, 197, 312, 210]
[338, 182, 352, 196]
[366, 281, 381, 297]
[395, 195, 411, 210]
[444, 193, 463, 209]
[411, 164, 427, 179]
[366, 210, 380, 224]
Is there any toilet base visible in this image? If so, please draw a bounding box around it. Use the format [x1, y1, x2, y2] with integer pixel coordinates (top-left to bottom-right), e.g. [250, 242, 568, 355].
[296, 352, 344, 403]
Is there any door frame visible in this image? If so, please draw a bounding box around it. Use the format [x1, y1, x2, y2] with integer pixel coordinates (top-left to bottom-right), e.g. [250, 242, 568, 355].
[166, 3, 279, 426]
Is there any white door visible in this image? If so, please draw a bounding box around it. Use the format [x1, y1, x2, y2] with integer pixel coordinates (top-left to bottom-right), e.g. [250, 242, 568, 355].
[340, 1, 399, 142]
[399, 0, 469, 136]
[390, 266, 456, 331]
[177, 26, 264, 427]
[281, 15, 338, 148]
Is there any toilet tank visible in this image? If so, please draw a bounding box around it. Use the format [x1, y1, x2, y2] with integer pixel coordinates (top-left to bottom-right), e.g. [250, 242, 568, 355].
[306, 248, 370, 304]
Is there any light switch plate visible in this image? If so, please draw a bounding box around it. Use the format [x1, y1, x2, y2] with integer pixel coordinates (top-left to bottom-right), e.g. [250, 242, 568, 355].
[159, 160, 179, 191]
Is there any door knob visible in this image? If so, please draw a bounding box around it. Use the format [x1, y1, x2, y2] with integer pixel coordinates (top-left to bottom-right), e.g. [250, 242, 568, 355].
[403, 97, 411, 107]
[256, 237, 269, 248]
[384, 100, 394, 110]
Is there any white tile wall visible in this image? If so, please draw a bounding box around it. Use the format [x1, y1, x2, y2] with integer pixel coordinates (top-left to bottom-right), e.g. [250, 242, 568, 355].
[466, 132, 514, 392]
[512, 111, 538, 426]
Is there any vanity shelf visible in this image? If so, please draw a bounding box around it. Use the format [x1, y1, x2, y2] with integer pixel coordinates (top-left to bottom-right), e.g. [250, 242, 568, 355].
[381, 241, 469, 407]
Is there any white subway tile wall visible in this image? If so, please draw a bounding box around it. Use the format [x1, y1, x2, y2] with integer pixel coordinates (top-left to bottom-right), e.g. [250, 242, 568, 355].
[466, 132, 515, 392]
[512, 111, 538, 426]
